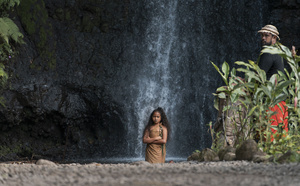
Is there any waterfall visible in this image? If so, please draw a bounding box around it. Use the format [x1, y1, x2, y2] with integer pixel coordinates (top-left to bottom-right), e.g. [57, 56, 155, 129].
[107, 0, 268, 160]
[126, 0, 179, 158]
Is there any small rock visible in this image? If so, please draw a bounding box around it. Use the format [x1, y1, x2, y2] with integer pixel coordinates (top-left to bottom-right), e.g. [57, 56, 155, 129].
[36, 159, 57, 166]
[223, 152, 236, 161]
[199, 148, 219, 162]
[236, 139, 258, 161]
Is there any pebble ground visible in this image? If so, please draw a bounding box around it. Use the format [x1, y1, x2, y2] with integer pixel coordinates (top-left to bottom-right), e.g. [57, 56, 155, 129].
[0, 161, 299, 186]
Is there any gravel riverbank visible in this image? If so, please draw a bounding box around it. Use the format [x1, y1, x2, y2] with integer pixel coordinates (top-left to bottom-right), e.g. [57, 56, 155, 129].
[0, 161, 299, 186]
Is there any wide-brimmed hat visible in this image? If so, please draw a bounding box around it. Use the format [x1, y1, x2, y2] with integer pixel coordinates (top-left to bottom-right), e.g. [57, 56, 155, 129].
[258, 24, 280, 40]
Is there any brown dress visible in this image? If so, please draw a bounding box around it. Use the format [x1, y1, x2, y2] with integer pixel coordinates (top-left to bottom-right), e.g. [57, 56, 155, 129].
[145, 125, 166, 163]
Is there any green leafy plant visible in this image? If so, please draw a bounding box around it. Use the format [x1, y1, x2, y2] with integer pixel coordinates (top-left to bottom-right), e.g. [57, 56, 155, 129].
[208, 121, 224, 152]
[210, 42, 300, 158]
[0, 0, 24, 106]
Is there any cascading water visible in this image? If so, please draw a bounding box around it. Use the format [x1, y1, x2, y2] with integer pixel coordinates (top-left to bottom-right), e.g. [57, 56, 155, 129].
[131, 0, 179, 158]
[107, 0, 269, 161]
[122, 0, 214, 159]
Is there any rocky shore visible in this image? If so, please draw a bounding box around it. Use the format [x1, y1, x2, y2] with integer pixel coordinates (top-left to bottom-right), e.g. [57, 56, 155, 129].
[0, 160, 299, 186]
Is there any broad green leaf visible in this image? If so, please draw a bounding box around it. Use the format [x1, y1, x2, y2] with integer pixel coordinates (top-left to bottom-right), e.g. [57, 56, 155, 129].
[275, 80, 293, 94]
[269, 75, 276, 86]
[231, 67, 236, 77]
[235, 61, 254, 69]
[216, 86, 228, 93]
[288, 89, 295, 96]
[261, 85, 271, 99]
[248, 60, 260, 71]
[278, 43, 293, 58]
[261, 47, 284, 56]
[253, 88, 263, 101]
[256, 68, 267, 84]
[222, 62, 230, 79]
[217, 92, 226, 99]
[232, 88, 246, 97]
[230, 93, 239, 103]
[278, 70, 288, 81]
[0, 17, 24, 44]
[214, 97, 219, 110]
[273, 94, 288, 106]
[236, 68, 254, 74]
[211, 61, 228, 86]
[246, 71, 262, 83]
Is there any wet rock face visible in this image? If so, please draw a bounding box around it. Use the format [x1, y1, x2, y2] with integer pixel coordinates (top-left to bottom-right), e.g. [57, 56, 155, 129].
[0, 0, 299, 161]
[0, 0, 132, 160]
[269, 0, 300, 48]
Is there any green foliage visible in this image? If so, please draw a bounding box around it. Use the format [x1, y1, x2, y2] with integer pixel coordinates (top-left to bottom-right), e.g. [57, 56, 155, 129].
[0, 17, 24, 44]
[210, 42, 300, 159]
[0, 0, 24, 61]
[0, 0, 20, 10]
[193, 149, 201, 153]
[0, 0, 24, 107]
[208, 121, 224, 152]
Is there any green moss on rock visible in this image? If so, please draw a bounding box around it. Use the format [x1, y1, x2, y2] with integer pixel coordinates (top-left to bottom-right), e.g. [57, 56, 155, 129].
[17, 0, 56, 70]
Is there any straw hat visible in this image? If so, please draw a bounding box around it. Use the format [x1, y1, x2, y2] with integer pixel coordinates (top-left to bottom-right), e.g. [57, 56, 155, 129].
[258, 24, 280, 40]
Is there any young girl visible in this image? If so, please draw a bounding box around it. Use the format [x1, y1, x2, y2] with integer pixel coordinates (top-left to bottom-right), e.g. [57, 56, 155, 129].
[143, 107, 170, 163]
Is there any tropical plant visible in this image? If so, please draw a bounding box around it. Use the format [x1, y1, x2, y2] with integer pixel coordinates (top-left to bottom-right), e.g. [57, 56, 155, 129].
[211, 42, 300, 157]
[0, 0, 24, 61]
[0, 0, 24, 106]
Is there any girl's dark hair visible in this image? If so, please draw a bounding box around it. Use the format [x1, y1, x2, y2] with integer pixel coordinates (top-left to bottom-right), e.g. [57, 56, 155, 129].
[143, 107, 171, 140]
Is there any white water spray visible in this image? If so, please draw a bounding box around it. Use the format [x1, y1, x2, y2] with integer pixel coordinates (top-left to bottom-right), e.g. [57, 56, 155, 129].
[128, 0, 178, 157]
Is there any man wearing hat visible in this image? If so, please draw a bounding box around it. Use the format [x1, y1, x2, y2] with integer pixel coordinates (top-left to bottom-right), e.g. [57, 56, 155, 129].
[257, 24, 284, 79]
[257, 24, 288, 140]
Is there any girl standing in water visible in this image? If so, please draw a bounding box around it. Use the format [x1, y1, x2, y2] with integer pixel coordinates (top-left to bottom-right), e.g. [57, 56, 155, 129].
[143, 107, 170, 163]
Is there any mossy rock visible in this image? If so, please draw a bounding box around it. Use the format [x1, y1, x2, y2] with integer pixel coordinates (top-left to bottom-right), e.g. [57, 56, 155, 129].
[236, 139, 259, 161]
[188, 148, 219, 162]
[17, 0, 57, 69]
[277, 151, 300, 163]
[218, 146, 236, 161]
[187, 151, 201, 161]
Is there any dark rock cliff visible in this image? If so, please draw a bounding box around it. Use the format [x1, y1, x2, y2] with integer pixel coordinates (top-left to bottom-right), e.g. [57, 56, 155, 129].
[0, 0, 299, 161]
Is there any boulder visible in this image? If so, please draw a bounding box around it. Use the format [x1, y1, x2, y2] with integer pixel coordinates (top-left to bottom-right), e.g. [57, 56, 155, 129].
[200, 148, 219, 162]
[188, 148, 219, 162]
[187, 151, 201, 161]
[218, 146, 236, 161]
[236, 139, 259, 161]
[277, 151, 300, 163]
